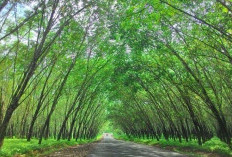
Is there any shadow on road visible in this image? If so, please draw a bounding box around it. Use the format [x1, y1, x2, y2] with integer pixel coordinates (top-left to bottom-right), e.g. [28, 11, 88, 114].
[87, 134, 186, 157]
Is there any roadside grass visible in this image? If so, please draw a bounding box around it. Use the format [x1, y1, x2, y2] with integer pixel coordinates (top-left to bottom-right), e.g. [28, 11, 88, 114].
[0, 137, 100, 157]
[114, 135, 232, 157]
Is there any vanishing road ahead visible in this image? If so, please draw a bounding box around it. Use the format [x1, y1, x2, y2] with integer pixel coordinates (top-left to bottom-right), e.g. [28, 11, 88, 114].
[87, 134, 186, 157]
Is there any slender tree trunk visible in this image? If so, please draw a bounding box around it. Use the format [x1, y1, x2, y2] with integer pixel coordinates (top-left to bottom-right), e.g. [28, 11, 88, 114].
[0, 105, 15, 147]
[0, 88, 3, 125]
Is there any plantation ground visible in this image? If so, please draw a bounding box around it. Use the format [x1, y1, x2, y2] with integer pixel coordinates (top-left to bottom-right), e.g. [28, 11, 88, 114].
[0, 135, 231, 156]
[0, 138, 98, 157]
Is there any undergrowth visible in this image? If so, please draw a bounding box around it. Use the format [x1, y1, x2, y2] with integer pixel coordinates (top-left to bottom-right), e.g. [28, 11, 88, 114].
[0, 137, 99, 157]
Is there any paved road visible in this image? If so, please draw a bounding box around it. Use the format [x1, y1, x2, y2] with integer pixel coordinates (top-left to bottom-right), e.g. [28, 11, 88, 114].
[87, 134, 186, 157]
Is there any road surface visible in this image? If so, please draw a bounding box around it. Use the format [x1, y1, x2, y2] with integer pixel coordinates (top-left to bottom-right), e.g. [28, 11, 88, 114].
[87, 134, 186, 157]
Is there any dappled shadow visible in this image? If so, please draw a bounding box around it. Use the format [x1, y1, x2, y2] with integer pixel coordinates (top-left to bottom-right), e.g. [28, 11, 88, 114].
[87, 135, 186, 157]
[46, 143, 95, 157]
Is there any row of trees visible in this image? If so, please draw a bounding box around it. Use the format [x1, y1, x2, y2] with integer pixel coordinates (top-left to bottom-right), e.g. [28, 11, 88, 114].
[0, 0, 113, 147]
[108, 0, 232, 148]
[1, 0, 232, 150]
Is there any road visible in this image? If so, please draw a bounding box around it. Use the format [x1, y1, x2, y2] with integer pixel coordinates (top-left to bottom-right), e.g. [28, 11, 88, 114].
[87, 134, 186, 157]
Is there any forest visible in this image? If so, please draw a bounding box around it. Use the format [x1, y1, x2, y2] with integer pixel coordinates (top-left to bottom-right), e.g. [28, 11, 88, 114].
[0, 0, 232, 156]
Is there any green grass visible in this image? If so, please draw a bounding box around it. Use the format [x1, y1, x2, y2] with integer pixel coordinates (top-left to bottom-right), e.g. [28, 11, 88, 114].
[114, 134, 232, 157]
[0, 137, 99, 157]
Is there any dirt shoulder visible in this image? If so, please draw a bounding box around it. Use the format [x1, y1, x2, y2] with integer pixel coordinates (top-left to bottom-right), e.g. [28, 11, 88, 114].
[43, 141, 98, 157]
